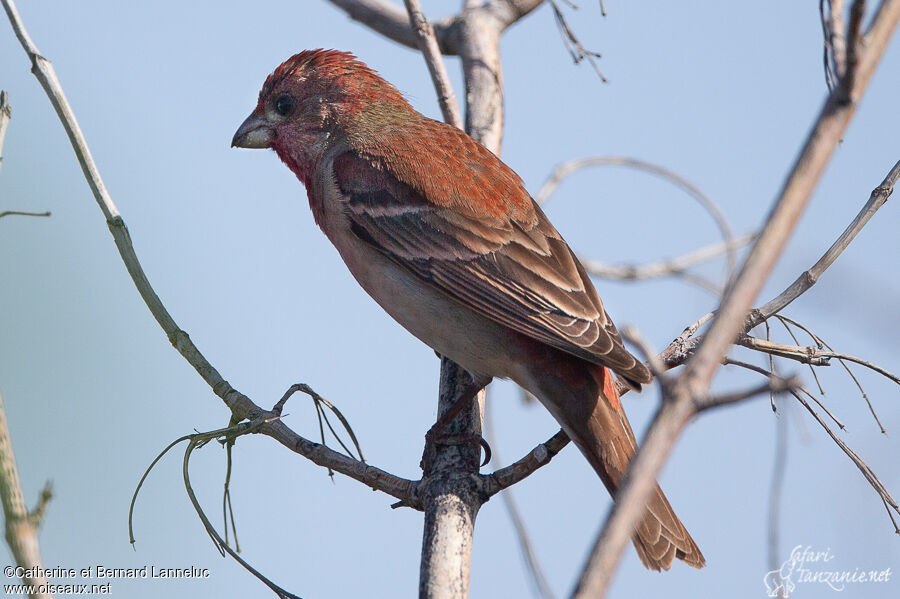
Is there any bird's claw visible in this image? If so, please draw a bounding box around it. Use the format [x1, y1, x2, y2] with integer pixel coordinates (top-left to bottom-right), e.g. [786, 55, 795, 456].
[420, 429, 492, 474]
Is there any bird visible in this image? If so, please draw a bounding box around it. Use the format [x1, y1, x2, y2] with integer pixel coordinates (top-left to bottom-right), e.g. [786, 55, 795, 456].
[231, 49, 704, 571]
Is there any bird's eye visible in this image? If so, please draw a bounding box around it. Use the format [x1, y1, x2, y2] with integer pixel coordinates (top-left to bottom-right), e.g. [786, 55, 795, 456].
[274, 94, 296, 117]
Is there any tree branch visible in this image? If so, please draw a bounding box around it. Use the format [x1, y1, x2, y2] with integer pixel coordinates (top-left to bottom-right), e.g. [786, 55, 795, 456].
[0, 389, 54, 598]
[403, 0, 463, 128]
[573, 3, 900, 596]
[580, 233, 754, 284]
[752, 158, 900, 325]
[324, 0, 544, 54]
[537, 156, 739, 278]
[2, 0, 423, 510]
[0, 89, 10, 173]
[326, 0, 454, 51]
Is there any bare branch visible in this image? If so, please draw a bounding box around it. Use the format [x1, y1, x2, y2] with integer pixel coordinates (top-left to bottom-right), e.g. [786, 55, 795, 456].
[484, 430, 570, 495]
[326, 0, 453, 52]
[490, 0, 547, 29]
[403, 0, 463, 128]
[842, 0, 866, 97]
[181, 427, 302, 599]
[484, 402, 557, 599]
[775, 315, 826, 394]
[0, 389, 54, 598]
[740, 336, 900, 386]
[722, 357, 899, 531]
[753, 159, 900, 324]
[537, 156, 739, 278]
[821, 0, 846, 89]
[548, 1, 607, 81]
[767, 397, 789, 583]
[580, 233, 754, 285]
[0, 210, 51, 220]
[659, 156, 900, 379]
[573, 4, 900, 595]
[700, 375, 800, 411]
[0, 89, 10, 172]
[619, 326, 668, 381]
[790, 389, 900, 515]
[2, 0, 423, 509]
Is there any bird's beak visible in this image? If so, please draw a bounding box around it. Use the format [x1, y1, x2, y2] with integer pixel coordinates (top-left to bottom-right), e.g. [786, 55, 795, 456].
[231, 113, 272, 149]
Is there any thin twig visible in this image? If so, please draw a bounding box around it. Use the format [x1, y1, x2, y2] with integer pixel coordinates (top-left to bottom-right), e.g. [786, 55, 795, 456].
[722, 357, 899, 532]
[537, 156, 738, 279]
[796, 384, 845, 431]
[700, 375, 800, 411]
[573, 4, 900, 595]
[776, 314, 886, 433]
[2, 0, 419, 507]
[548, 1, 607, 81]
[775, 315, 825, 395]
[0, 90, 10, 172]
[580, 233, 754, 286]
[821, 0, 846, 90]
[325, 0, 452, 52]
[402, 0, 463, 129]
[790, 390, 899, 514]
[767, 397, 789, 584]
[753, 158, 900, 325]
[182, 429, 302, 599]
[0, 210, 51, 219]
[740, 336, 900, 386]
[484, 399, 557, 599]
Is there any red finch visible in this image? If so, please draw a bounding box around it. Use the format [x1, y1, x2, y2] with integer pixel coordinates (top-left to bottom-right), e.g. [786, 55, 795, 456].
[232, 50, 703, 570]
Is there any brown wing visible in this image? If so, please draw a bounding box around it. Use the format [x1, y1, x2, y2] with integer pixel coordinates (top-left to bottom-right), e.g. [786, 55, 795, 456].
[334, 122, 651, 387]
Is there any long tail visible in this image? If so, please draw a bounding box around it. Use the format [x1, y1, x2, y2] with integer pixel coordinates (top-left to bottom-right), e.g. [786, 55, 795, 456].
[589, 365, 704, 570]
[531, 362, 705, 570]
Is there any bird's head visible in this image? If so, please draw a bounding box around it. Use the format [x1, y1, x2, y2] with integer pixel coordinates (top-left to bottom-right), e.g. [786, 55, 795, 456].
[231, 49, 410, 183]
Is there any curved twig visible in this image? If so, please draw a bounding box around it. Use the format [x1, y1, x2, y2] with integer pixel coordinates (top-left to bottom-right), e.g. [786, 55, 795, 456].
[537, 156, 738, 279]
[182, 431, 302, 599]
[2, 0, 419, 507]
[580, 233, 755, 294]
[574, 4, 900, 595]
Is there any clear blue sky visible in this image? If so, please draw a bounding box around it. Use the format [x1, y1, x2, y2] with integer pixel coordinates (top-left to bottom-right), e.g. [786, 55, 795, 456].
[1, 1, 898, 598]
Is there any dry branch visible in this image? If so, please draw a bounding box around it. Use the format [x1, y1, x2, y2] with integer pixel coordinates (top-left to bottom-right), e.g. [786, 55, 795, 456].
[1, 0, 419, 509]
[0, 389, 53, 599]
[573, 3, 900, 596]
[325, 0, 545, 55]
[0, 92, 54, 599]
[0, 90, 10, 172]
[752, 159, 900, 324]
[537, 156, 739, 277]
[402, 0, 463, 128]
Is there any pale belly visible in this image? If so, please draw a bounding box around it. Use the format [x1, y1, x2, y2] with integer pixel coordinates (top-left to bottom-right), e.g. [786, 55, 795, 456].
[326, 221, 518, 382]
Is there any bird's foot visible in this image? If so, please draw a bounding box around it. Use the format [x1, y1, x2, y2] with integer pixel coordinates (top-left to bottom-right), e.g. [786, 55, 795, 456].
[420, 428, 491, 474]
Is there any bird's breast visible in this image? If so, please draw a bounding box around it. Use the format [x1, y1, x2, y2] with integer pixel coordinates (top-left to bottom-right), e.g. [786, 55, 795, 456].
[309, 158, 520, 380]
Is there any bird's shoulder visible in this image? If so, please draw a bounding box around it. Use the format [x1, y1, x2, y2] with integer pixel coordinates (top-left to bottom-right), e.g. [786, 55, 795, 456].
[340, 107, 535, 226]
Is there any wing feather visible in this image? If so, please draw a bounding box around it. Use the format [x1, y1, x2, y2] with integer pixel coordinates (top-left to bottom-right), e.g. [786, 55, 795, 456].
[333, 129, 651, 386]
